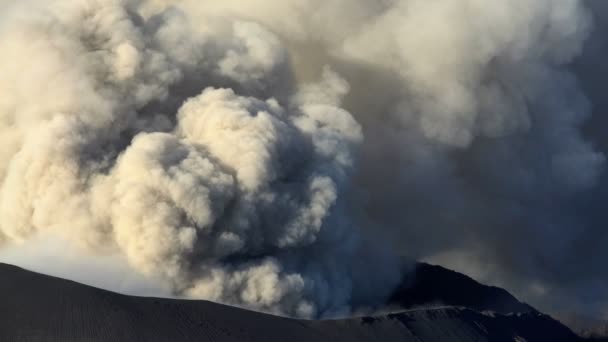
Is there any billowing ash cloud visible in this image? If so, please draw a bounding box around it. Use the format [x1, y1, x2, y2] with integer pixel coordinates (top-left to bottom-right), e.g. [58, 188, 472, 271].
[0, 0, 394, 317]
[0, 0, 605, 319]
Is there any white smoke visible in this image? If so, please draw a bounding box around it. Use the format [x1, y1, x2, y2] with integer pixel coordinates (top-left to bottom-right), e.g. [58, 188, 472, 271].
[0, 0, 603, 318]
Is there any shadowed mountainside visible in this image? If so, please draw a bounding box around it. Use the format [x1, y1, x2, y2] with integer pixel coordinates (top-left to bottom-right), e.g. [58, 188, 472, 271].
[0, 263, 583, 342]
[388, 263, 536, 314]
[395, 264, 608, 340]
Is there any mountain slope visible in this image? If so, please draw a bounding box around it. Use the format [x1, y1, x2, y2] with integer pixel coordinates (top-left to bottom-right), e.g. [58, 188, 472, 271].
[0, 263, 582, 342]
[388, 263, 535, 314]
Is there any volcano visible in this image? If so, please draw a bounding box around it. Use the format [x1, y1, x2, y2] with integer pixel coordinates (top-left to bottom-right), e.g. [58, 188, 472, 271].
[0, 262, 586, 342]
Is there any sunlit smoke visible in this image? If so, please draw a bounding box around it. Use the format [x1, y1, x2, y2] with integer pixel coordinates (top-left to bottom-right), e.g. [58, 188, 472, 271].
[0, 0, 605, 319]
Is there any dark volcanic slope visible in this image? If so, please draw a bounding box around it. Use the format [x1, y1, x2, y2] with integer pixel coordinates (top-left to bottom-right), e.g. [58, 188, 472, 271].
[389, 263, 536, 314]
[0, 263, 581, 342]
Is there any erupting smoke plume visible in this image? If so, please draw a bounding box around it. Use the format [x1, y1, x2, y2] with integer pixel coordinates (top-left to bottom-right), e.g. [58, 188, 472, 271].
[0, 0, 606, 319]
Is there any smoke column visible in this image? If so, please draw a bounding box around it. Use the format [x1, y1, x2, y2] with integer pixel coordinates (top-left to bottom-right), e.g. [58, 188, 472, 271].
[0, 0, 605, 319]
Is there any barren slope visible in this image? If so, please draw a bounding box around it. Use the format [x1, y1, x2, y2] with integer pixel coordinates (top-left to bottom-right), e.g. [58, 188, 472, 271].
[0, 263, 582, 342]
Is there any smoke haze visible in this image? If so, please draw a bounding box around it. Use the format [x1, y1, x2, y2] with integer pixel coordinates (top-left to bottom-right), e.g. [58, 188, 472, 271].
[0, 0, 606, 320]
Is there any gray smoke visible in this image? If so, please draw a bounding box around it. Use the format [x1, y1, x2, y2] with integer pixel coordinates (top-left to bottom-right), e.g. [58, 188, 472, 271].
[0, 0, 605, 320]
